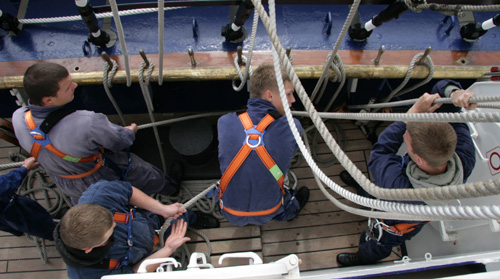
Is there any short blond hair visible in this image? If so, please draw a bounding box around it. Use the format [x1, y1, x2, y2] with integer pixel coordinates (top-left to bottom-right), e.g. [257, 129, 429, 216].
[407, 122, 457, 167]
[249, 64, 290, 99]
[60, 203, 114, 249]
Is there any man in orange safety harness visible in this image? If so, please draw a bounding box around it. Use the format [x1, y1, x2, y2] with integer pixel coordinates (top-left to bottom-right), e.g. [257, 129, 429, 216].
[217, 64, 309, 226]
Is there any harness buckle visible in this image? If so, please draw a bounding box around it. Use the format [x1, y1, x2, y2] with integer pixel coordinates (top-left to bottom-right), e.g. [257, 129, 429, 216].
[245, 135, 262, 148]
[127, 239, 133, 247]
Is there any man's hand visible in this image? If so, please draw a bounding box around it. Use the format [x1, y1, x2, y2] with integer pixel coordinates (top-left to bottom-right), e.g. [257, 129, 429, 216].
[408, 93, 442, 114]
[157, 203, 187, 219]
[450, 89, 477, 110]
[164, 219, 190, 251]
[124, 123, 138, 134]
[22, 157, 40, 171]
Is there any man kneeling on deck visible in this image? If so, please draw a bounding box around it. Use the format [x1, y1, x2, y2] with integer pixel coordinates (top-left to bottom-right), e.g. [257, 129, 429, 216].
[217, 63, 309, 226]
[337, 80, 477, 266]
[54, 180, 219, 279]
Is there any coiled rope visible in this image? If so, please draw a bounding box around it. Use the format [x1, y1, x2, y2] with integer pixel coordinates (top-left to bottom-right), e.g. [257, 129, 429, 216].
[232, 10, 259, 92]
[109, 0, 131, 87]
[138, 58, 167, 174]
[102, 58, 127, 126]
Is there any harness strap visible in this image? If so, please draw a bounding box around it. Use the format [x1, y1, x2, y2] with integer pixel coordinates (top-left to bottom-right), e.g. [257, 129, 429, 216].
[109, 209, 135, 270]
[385, 221, 430, 236]
[219, 112, 285, 217]
[24, 110, 104, 179]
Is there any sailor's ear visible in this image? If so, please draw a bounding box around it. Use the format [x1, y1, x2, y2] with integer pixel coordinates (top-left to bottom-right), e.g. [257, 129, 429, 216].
[83, 247, 94, 254]
[263, 89, 273, 102]
[41, 96, 53, 106]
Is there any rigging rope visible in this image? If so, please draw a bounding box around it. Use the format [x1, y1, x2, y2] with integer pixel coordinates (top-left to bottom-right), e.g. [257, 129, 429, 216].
[138, 58, 168, 174]
[109, 0, 131, 87]
[102, 58, 127, 126]
[259, 0, 500, 220]
[18, 7, 185, 24]
[158, 0, 165, 86]
[232, 10, 259, 92]
[348, 95, 500, 110]
[406, 2, 500, 13]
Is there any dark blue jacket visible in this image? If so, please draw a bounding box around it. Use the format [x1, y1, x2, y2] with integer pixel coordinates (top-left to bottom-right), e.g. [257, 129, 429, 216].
[217, 98, 302, 225]
[368, 80, 476, 226]
[59, 180, 162, 279]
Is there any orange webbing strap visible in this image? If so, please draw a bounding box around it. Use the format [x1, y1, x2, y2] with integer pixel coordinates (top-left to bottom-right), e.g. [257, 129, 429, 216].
[219, 145, 252, 197]
[25, 110, 99, 162]
[255, 145, 285, 194]
[25, 110, 42, 159]
[238, 112, 254, 130]
[387, 221, 429, 236]
[222, 197, 284, 217]
[113, 212, 130, 224]
[108, 259, 120, 269]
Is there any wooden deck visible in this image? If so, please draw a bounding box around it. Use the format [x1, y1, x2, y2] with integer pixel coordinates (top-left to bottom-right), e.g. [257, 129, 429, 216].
[0, 119, 402, 278]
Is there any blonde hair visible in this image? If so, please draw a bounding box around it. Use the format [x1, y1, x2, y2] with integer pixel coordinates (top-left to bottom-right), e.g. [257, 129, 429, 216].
[249, 63, 290, 99]
[407, 122, 457, 167]
[60, 203, 114, 249]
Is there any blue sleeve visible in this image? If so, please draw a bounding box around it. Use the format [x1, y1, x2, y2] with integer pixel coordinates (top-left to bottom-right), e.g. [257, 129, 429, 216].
[452, 123, 476, 182]
[0, 167, 27, 196]
[368, 122, 413, 190]
[433, 79, 463, 113]
[78, 180, 133, 211]
[87, 112, 136, 151]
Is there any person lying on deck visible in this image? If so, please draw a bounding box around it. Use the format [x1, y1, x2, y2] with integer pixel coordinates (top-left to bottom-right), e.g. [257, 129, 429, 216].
[54, 180, 219, 279]
[216, 63, 309, 226]
[337, 80, 477, 266]
[12, 62, 183, 204]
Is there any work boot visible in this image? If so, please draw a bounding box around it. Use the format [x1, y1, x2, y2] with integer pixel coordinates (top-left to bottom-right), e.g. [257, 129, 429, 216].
[337, 252, 363, 267]
[340, 170, 361, 189]
[295, 187, 310, 212]
[168, 161, 184, 196]
[192, 212, 220, 229]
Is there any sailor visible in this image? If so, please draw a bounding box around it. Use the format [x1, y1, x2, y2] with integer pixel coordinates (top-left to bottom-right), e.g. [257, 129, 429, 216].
[11, 62, 181, 204]
[337, 80, 477, 266]
[53, 180, 220, 278]
[217, 63, 310, 226]
[0, 157, 56, 240]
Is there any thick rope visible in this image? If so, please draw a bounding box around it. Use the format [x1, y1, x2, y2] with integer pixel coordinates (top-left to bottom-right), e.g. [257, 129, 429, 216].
[308, 0, 359, 102]
[260, 0, 500, 220]
[158, 181, 217, 247]
[292, 110, 500, 123]
[102, 59, 127, 126]
[109, 0, 132, 87]
[232, 10, 259, 92]
[323, 54, 346, 112]
[158, 0, 165, 86]
[138, 59, 167, 174]
[0, 161, 24, 170]
[18, 7, 185, 24]
[375, 53, 434, 112]
[137, 111, 229, 130]
[348, 95, 500, 110]
[405, 1, 500, 13]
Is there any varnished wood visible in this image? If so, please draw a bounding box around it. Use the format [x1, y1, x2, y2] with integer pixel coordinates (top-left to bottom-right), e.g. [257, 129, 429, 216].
[0, 50, 498, 89]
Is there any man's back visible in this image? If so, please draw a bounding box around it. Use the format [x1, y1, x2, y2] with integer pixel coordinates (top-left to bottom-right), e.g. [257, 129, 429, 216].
[217, 98, 302, 225]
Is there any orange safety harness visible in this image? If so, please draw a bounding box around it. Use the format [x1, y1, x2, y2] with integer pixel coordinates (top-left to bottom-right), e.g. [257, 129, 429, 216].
[108, 209, 159, 269]
[218, 112, 285, 217]
[367, 217, 429, 243]
[24, 110, 104, 179]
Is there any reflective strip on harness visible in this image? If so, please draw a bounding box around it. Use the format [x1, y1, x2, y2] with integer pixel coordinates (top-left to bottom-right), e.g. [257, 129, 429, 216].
[219, 112, 285, 217]
[24, 110, 103, 179]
